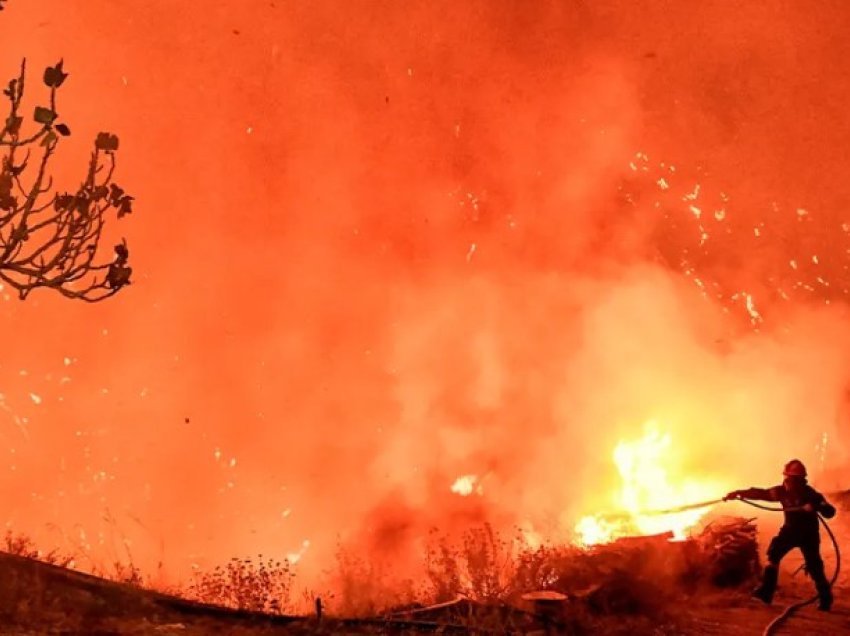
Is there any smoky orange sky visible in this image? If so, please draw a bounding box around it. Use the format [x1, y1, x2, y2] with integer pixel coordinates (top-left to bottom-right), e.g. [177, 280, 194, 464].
[2, 0, 850, 592]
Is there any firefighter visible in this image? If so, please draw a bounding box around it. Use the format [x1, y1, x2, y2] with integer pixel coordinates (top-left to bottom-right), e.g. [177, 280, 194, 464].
[723, 459, 836, 611]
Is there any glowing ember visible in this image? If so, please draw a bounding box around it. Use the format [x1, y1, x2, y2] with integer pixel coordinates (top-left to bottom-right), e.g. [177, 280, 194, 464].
[576, 422, 728, 546]
[450, 474, 482, 496]
[286, 539, 311, 565]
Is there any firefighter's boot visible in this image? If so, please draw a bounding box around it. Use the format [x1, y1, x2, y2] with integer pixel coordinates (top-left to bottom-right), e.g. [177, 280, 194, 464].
[814, 574, 833, 611]
[752, 564, 778, 605]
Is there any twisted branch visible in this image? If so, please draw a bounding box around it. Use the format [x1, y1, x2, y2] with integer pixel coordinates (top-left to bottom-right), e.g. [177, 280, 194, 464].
[0, 59, 133, 302]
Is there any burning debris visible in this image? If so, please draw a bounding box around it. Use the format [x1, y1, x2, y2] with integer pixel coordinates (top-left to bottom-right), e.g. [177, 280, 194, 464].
[379, 517, 762, 633]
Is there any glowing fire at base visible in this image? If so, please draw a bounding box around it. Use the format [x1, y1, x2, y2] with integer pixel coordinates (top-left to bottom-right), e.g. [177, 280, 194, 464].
[575, 422, 727, 546]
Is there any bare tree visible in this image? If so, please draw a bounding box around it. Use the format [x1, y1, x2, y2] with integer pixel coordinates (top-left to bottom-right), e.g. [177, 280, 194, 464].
[0, 56, 133, 302]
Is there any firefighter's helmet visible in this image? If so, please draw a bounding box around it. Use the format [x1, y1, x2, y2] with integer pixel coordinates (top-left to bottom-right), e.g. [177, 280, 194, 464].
[783, 459, 807, 478]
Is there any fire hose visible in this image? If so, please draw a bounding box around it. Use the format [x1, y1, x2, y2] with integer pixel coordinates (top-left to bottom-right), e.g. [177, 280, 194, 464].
[640, 497, 840, 636]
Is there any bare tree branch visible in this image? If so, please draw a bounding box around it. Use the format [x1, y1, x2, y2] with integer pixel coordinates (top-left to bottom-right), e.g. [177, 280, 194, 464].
[0, 59, 133, 302]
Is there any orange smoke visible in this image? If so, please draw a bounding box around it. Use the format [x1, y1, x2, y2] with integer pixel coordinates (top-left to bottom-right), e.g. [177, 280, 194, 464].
[0, 0, 847, 602]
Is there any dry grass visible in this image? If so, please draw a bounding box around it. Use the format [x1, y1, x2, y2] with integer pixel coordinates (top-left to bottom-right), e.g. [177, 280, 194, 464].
[3, 530, 75, 568]
[319, 523, 693, 633]
[423, 524, 677, 601]
[424, 524, 520, 603]
[0, 521, 763, 634]
[328, 544, 420, 617]
[98, 560, 145, 586]
[187, 554, 295, 614]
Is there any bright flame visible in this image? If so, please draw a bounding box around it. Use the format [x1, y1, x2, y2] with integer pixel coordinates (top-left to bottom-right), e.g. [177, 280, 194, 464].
[574, 515, 620, 546]
[576, 421, 727, 546]
[286, 539, 311, 565]
[450, 474, 482, 496]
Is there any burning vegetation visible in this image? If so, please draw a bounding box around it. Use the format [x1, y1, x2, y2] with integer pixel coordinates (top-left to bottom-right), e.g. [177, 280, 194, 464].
[574, 423, 729, 546]
[0, 0, 849, 633]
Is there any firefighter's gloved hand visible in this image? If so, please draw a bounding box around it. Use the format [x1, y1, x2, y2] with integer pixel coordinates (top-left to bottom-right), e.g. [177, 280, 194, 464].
[802, 503, 815, 513]
[723, 491, 742, 501]
[820, 502, 837, 519]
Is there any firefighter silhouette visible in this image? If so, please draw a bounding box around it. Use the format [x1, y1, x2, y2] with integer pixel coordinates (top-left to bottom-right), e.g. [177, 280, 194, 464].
[724, 459, 835, 611]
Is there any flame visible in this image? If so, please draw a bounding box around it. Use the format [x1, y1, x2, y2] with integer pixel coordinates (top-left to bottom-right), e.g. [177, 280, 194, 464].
[576, 421, 727, 546]
[286, 539, 311, 565]
[450, 474, 482, 496]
